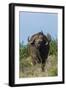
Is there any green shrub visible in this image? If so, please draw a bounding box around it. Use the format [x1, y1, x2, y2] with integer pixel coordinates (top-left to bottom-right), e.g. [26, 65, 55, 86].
[49, 39, 57, 56]
[48, 67, 57, 76]
[19, 45, 29, 61]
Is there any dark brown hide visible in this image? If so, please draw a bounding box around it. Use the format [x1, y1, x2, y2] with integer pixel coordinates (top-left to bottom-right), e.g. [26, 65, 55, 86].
[28, 32, 50, 71]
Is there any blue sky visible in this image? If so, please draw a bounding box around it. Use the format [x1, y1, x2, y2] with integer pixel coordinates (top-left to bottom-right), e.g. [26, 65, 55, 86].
[19, 11, 58, 45]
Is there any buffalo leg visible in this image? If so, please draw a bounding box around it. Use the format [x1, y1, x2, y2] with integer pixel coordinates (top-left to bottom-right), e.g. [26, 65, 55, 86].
[41, 60, 46, 71]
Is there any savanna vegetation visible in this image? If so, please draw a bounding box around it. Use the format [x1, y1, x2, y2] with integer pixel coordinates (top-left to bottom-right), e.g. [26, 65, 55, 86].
[19, 36, 58, 78]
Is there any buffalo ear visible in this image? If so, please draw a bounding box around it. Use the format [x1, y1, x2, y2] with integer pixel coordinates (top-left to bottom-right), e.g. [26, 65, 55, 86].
[45, 42, 48, 46]
[28, 36, 35, 45]
[47, 33, 51, 42]
[30, 39, 35, 44]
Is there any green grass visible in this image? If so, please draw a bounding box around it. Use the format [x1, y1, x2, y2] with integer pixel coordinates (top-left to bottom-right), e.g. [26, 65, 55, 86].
[19, 39, 58, 78]
[19, 55, 58, 78]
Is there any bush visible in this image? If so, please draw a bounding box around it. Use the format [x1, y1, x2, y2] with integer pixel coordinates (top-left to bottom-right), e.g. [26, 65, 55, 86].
[19, 45, 29, 61]
[49, 39, 57, 56]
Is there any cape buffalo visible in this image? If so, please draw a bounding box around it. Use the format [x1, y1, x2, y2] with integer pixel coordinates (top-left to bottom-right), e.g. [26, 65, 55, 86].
[28, 31, 51, 71]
